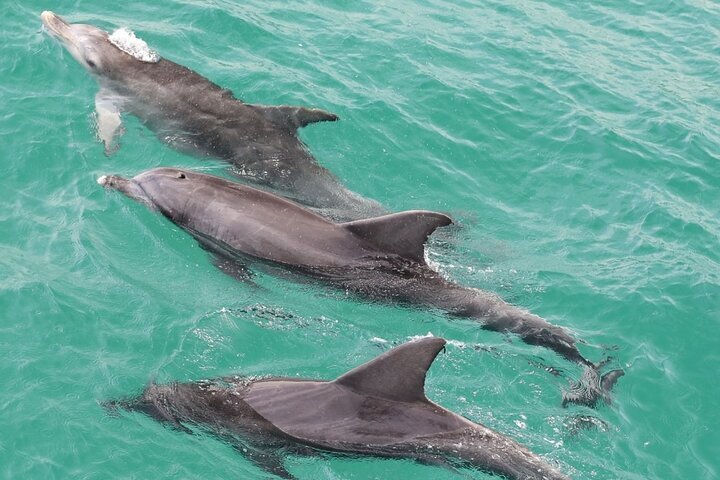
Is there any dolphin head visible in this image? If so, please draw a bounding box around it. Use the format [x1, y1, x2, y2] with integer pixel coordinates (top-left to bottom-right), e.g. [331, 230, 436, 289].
[41, 11, 158, 79]
[98, 168, 199, 220]
[105, 383, 195, 434]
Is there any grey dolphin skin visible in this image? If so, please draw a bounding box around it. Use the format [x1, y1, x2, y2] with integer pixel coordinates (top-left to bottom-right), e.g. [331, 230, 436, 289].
[108, 337, 570, 479]
[41, 11, 383, 220]
[98, 168, 623, 407]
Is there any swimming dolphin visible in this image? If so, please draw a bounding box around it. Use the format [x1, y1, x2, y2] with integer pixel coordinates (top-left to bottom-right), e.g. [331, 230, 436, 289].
[40, 11, 383, 220]
[108, 337, 570, 479]
[98, 167, 623, 408]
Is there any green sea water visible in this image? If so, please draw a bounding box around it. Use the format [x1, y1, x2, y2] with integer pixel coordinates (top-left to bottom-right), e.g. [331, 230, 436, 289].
[2, 1, 719, 478]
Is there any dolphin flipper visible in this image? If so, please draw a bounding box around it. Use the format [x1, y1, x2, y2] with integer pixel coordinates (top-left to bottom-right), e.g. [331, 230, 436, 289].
[255, 105, 338, 131]
[210, 254, 265, 289]
[95, 89, 125, 155]
[194, 235, 263, 288]
[236, 446, 295, 479]
[415, 456, 467, 478]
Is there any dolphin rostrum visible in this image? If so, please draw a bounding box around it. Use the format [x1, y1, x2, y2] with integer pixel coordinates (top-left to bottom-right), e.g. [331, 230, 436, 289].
[108, 337, 570, 479]
[98, 167, 623, 408]
[41, 11, 383, 220]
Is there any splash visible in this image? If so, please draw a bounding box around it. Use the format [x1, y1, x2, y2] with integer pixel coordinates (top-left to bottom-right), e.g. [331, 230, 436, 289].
[108, 27, 160, 63]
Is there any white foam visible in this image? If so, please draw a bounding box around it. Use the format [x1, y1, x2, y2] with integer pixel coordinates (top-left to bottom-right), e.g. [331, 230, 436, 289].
[408, 332, 436, 341]
[407, 333, 470, 349]
[446, 339, 469, 348]
[108, 28, 160, 63]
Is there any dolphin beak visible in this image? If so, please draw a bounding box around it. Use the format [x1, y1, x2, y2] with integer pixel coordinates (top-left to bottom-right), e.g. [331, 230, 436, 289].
[97, 174, 133, 192]
[41, 11, 72, 42]
[98, 174, 155, 208]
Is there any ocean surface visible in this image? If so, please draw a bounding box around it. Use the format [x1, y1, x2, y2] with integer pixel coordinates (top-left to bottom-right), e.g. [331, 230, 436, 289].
[2, 1, 718, 478]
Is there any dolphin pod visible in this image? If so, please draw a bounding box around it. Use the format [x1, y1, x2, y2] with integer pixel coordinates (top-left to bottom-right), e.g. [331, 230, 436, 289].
[40, 10, 626, 479]
[107, 337, 570, 480]
[40, 11, 384, 221]
[98, 167, 623, 410]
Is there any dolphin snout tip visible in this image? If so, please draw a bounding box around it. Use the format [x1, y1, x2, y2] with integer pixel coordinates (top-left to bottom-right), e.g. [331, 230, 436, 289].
[40, 11, 69, 34]
[97, 175, 109, 186]
[40, 11, 55, 23]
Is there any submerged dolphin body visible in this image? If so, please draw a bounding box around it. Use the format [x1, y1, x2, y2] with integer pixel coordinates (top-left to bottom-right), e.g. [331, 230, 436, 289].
[109, 337, 570, 479]
[40, 11, 383, 220]
[99, 167, 623, 408]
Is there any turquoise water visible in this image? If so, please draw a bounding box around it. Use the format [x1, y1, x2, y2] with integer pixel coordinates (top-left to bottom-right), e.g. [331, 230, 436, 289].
[2, 1, 719, 478]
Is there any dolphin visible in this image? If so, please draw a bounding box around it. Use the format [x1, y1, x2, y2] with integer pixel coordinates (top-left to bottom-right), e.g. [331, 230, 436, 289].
[108, 337, 570, 479]
[40, 11, 383, 220]
[98, 167, 623, 408]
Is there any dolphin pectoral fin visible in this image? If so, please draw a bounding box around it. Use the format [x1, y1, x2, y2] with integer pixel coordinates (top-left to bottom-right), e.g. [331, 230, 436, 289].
[289, 106, 338, 127]
[415, 455, 462, 476]
[192, 233, 264, 288]
[254, 104, 339, 131]
[210, 254, 261, 287]
[95, 90, 124, 155]
[234, 445, 295, 479]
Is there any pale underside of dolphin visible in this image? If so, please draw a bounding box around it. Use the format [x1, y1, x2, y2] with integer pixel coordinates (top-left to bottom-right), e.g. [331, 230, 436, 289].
[41, 11, 384, 221]
[109, 337, 570, 479]
[99, 167, 624, 408]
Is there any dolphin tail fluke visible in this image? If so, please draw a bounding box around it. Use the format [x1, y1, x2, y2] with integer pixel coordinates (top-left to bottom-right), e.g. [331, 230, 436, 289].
[562, 362, 625, 408]
[600, 368, 625, 401]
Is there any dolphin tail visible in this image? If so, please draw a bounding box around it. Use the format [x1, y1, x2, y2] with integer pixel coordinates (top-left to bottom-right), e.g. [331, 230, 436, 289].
[562, 361, 625, 408]
[601, 368, 625, 396]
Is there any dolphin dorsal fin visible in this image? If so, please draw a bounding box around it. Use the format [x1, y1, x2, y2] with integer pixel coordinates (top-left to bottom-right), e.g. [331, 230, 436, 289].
[255, 105, 339, 131]
[334, 337, 447, 403]
[341, 210, 452, 262]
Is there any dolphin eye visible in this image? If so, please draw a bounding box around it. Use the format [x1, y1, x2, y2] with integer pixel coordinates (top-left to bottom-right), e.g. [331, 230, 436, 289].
[86, 59, 97, 69]
[176, 172, 186, 179]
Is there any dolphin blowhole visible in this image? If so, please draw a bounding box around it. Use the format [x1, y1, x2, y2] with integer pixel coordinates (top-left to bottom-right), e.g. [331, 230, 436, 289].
[108, 28, 160, 63]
